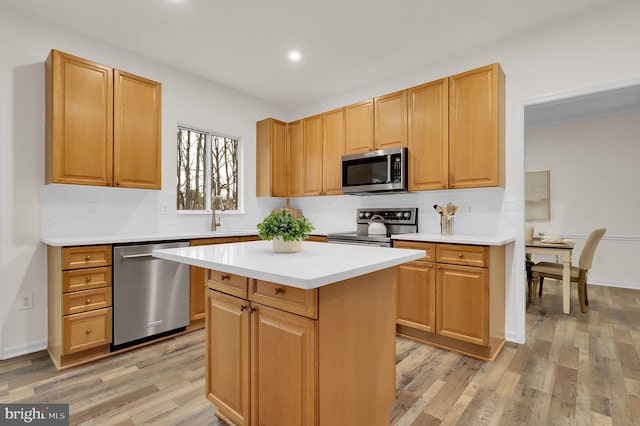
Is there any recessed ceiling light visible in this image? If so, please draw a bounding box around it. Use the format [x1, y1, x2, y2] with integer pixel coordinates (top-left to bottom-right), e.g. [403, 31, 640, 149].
[289, 51, 301, 62]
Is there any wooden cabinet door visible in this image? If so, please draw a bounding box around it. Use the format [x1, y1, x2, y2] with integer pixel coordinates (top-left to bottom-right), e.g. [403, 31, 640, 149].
[408, 79, 449, 191]
[322, 108, 345, 195]
[449, 63, 504, 189]
[206, 290, 250, 426]
[396, 261, 436, 333]
[251, 304, 318, 426]
[113, 70, 162, 189]
[302, 114, 323, 196]
[345, 99, 374, 154]
[46, 50, 113, 186]
[375, 90, 407, 150]
[436, 264, 489, 346]
[288, 120, 303, 197]
[256, 118, 287, 197]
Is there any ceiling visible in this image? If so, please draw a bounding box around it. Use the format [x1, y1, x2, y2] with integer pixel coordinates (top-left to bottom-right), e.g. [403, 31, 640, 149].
[3, 0, 629, 110]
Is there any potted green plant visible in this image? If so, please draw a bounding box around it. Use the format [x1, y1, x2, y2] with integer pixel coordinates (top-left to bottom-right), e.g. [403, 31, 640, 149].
[257, 209, 314, 253]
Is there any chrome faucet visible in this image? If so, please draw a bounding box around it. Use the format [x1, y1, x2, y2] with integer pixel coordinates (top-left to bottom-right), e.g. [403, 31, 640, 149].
[211, 195, 225, 231]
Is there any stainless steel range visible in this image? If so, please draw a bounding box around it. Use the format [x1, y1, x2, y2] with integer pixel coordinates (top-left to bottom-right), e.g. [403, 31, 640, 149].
[327, 207, 418, 247]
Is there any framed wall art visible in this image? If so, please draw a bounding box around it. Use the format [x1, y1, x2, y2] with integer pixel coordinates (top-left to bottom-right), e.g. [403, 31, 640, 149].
[525, 170, 550, 221]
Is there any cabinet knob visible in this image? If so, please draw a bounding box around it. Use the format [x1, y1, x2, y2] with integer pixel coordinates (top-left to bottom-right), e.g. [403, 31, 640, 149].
[240, 305, 248, 311]
[274, 287, 282, 295]
[85, 298, 91, 305]
[85, 276, 92, 282]
[86, 328, 92, 334]
[250, 307, 256, 314]
[458, 253, 463, 258]
[85, 255, 91, 261]
[221, 274, 230, 280]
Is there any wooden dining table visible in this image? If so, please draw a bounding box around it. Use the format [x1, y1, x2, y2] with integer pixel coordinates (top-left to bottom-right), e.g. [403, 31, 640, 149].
[525, 238, 575, 314]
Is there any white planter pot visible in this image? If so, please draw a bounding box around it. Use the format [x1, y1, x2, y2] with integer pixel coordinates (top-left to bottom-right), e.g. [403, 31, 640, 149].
[272, 236, 302, 253]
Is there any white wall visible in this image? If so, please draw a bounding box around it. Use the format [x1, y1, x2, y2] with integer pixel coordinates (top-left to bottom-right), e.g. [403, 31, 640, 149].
[2, 0, 640, 358]
[525, 113, 640, 289]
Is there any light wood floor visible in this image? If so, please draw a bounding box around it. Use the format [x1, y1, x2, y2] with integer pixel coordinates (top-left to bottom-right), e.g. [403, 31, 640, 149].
[2, 282, 639, 425]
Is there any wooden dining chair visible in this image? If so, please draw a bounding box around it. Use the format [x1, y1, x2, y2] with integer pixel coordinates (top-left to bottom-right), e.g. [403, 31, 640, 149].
[531, 228, 606, 312]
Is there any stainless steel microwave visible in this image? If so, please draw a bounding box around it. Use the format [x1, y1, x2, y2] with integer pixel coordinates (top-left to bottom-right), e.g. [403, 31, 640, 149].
[341, 147, 408, 194]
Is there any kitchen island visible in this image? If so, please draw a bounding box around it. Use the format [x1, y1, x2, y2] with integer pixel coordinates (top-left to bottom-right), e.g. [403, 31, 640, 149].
[153, 240, 425, 426]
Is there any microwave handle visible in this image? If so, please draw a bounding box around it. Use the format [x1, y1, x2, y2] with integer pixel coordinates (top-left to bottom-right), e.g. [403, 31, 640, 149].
[387, 155, 392, 183]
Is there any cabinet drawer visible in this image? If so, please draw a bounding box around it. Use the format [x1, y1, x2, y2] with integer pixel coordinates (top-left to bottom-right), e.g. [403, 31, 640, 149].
[393, 241, 435, 261]
[63, 245, 112, 270]
[63, 287, 112, 315]
[62, 267, 112, 293]
[251, 280, 318, 319]
[207, 270, 248, 299]
[436, 244, 488, 267]
[63, 308, 112, 354]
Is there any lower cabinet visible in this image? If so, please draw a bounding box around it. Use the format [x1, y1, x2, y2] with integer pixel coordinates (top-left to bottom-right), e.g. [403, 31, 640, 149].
[189, 236, 260, 329]
[206, 278, 318, 425]
[205, 267, 396, 426]
[394, 240, 505, 361]
[47, 244, 113, 369]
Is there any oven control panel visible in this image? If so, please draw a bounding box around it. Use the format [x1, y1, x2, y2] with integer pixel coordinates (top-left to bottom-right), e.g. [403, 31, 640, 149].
[356, 208, 417, 225]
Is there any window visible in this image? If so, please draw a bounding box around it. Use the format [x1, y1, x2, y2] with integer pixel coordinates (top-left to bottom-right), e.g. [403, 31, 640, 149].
[177, 126, 239, 211]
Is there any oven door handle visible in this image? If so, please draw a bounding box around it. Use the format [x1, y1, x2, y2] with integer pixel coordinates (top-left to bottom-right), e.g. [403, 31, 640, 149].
[327, 240, 390, 247]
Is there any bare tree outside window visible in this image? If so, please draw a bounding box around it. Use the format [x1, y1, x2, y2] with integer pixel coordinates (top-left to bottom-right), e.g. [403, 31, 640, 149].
[177, 127, 239, 211]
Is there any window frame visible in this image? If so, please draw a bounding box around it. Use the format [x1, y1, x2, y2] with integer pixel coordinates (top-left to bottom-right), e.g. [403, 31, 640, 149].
[176, 124, 243, 215]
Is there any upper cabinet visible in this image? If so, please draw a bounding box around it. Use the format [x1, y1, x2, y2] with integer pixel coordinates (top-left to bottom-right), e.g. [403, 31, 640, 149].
[449, 63, 505, 189]
[407, 79, 449, 191]
[256, 118, 287, 197]
[302, 114, 323, 196]
[45, 50, 162, 190]
[322, 108, 345, 195]
[345, 99, 374, 154]
[374, 90, 407, 150]
[288, 120, 304, 197]
[256, 63, 505, 197]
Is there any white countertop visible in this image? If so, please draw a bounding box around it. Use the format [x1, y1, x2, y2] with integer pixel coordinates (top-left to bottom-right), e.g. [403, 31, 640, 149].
[392, 233, 515, 246]
[41, 230, 340, 247]
[152, 240, 425, 290]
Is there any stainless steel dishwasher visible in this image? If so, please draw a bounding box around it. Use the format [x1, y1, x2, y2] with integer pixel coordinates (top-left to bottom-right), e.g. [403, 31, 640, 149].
[113, 241, 190, 348]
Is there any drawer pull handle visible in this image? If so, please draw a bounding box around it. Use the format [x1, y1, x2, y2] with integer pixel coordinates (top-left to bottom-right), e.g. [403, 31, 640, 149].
[274, 287, 282, 295]
[85, 298, 91, 305]
[85, 255, 91, 261]
[86, 328, 92, 334]
[85, 277, 92, 282]
[221, 274, 230, 280]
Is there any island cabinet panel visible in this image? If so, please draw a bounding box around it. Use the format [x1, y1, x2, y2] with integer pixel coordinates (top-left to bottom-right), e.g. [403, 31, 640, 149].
[287, 120, 303, 197]
[374, 89, 408, 150]
[206, 290, 250, 426]
[46, 49, 162, 190]
[302, 114, 323, 196]
[393, 240, 505, 361]
[449, 63, 505, 189]
[206, 266, 397, 425]
[345, 99, 374, 154]
[322, 108, 345, 195]
[189, 237, 242, 329]
[407, 78, 449, 191]
[251, 304, 318, 426]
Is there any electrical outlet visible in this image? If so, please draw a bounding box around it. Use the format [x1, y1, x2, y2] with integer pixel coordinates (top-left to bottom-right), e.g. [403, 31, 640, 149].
[160, 203, 168, 215]
[595, 255, 604, 264]
[18, 292, 33, 310]
[466, 205, 472, 214]
[88, 201, 97, 215]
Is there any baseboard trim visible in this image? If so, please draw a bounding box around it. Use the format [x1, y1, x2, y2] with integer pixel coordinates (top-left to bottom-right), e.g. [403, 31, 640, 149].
[589, 279, 640, 291]
[1, 339, 48, 360]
